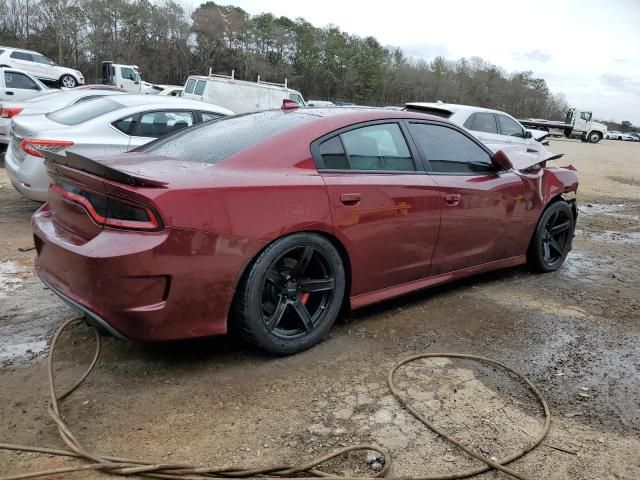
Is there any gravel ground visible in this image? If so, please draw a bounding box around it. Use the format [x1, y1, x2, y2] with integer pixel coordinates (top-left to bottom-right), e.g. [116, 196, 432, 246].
[0, 139, 639, 479]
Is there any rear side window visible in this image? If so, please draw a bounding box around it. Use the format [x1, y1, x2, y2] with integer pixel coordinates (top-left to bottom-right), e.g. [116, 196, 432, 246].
[465, 112, 498, 134]
[184, 79, 196, 94]
[33, 54, 54, 65]
[10, 51, 32, 61]
[4, 71, 39, 90]
[200, 111, 224, 122]
[408, 123, 492, 174]
[496, 114, 524, 137]
[47, 97, 124, 126]
[141, 110, 314, 164]
[113, 116, 135, 134]
[319, 137, 349, 169]
[194, 80, 206, 95]
[339, 123, 414, 171]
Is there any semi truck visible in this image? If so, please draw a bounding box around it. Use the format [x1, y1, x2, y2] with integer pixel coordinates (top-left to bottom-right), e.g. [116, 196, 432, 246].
[519, 108, 607, 144]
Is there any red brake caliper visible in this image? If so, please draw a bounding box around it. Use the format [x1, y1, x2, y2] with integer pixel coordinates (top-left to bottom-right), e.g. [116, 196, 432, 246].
[300, 293, 310, 304]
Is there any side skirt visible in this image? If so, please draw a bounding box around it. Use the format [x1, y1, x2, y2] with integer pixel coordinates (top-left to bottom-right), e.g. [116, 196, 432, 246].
[350, 255, 526, 310]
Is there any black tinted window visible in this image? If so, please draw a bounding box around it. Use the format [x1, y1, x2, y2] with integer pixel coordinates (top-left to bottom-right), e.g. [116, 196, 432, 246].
[194, 80, 206, 95]
[408, 123, 492, 174]
[141, 110, 313, 164]
[4, 71, 39, 90]
[319, 137, 349, 169]
[10, 51, 32, 61]
[468, 112, 498, 134]
[339, 123, 414, 171]
[496, 114, 524, 137]
[48, 97, 124, 125]
[113, 115, 135, 134]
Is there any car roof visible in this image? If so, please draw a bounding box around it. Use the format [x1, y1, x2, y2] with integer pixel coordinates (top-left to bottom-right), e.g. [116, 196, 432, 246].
[107, 94, 232, 112]
[0, 46, 39, 54]
[406, 102, 507, 115]
[187, 75, 302, 93]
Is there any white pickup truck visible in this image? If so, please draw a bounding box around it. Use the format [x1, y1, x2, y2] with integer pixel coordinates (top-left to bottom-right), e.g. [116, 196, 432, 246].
[0, 67, 48, 102]
[101, 61, 157, 94]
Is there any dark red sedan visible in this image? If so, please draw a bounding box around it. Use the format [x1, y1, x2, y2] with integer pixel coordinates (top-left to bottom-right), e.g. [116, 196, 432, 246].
[33, 107, 578, 354]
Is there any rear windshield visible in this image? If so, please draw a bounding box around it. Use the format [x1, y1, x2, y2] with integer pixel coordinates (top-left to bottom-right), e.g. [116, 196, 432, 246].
[141, 110, 314, 164]
[47, 97, 124, 125]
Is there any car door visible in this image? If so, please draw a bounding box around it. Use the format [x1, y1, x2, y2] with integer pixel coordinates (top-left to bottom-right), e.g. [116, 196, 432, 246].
[496, 113, 531, 146]
[119, 66, 140, 93]
[127, 110, 195, 149]
[31, 53, 57, 81]
[313, 121, 442, 298]
[462, 111, 504, 145]
[406, 121, 529, 275]
[2, 70, 43, 101]
[8, 51, 37, 76]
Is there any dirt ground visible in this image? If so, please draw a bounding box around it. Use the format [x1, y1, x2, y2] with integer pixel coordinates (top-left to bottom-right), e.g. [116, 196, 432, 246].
[0, 138, 639, 479]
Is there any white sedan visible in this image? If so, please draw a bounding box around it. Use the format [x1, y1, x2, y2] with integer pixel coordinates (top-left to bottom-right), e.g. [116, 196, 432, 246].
[607, 131, 635, 141]
[0, 87, 127, 145]
[405, 102, 549, 151]
[5, 95, 233, 201]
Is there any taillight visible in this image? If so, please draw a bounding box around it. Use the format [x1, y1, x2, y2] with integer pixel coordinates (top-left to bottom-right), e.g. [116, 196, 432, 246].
[50, 180, 161, 231]
[20, 139, 74, 158]
[0, 107, 23, 118]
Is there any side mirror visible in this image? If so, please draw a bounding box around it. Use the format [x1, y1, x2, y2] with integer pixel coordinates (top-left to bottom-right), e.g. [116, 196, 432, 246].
[491, 149, 514, 171]
[524, 130, 532, 139]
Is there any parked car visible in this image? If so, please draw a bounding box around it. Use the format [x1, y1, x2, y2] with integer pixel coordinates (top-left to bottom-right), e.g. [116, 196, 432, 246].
[607, 130, 635, 141]
[1, 67, 49, 102]
[5, 95, 233, 201]
[307, 100, 335, 107]
[32, 107, 579, 354]
[405, 102, 549, 150]
[0, 47, 84, 87]
[628, 132, 640, 141]
[0, 88, 128, 145]
[182, 71, 305, 113]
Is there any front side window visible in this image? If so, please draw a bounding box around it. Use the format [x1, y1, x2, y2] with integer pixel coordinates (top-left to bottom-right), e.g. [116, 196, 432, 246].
[408, 123, 492, 174]
[318, 123, 414, 171]
[33, 54, 55, 65]
[194, 80, 206, 95]
[496, 114, 524, 137]
[465, 112, 498, 134]
[288, 93, 303, 104]
[184, 79, 196, 94]
[10, 51, 32, 61]
[134, 111, 195, 138]
[580, 111, 592, 121]
[120, 67, 137, 81]
[4, 71, 39, 90]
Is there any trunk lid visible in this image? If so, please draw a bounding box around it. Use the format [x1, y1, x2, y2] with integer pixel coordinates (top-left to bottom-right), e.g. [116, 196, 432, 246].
[10, 113, 66, 162]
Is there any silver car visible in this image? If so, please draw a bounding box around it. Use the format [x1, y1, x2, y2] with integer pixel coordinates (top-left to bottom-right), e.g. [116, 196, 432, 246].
[0, 88, 127, 145]
[5, 95, 233, 201]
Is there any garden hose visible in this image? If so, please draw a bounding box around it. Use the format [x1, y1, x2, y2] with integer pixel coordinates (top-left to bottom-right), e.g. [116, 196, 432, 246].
[0, 316, 551, 480]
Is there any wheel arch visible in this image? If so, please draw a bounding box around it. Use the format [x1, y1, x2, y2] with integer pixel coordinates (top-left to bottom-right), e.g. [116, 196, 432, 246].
[227, 229, 353, 329]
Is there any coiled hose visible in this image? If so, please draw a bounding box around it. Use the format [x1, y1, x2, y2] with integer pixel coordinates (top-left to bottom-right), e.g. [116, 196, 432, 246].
[0, 317, 550, 480]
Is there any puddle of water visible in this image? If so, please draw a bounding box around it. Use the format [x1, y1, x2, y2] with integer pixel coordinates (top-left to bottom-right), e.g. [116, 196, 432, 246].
[576, 229, 640, 245]
[580, 203, 640, 221]
[0, 340, 47, 363]
[0, 260, 30, 299]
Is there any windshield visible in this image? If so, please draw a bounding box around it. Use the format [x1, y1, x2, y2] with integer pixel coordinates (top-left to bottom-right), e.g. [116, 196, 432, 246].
[47, 97, 124, 126]
[140, 110, 314, 164]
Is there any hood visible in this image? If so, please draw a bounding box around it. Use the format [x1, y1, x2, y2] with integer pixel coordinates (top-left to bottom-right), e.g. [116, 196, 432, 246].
[485, 144, 563, 171]
[591, 121, 607, 133]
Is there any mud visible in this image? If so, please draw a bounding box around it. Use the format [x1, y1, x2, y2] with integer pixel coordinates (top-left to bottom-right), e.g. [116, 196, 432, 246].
[0, 139, 639, 479]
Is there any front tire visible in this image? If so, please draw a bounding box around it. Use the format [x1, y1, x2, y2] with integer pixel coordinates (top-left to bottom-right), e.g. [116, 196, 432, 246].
[527, 201, 575, 273]
[588, 131, 602, 144]
[59, 75, 77, 88]
[236, 233, 346, 355]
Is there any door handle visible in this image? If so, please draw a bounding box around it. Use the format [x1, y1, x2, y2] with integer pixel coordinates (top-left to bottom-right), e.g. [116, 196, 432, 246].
[6, 91, 14, 95]
[340, 193, 361, 206]
[444, 193, 461, 206]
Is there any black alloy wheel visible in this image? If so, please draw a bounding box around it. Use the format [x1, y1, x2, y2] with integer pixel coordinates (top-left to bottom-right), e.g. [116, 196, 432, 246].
[236, 233, 345, 354]
[527, 201, 575, 272]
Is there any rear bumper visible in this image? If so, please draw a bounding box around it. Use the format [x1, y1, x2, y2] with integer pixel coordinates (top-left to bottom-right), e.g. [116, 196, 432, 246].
[4, 147, 49, 201]
[33, 204, 265, 341]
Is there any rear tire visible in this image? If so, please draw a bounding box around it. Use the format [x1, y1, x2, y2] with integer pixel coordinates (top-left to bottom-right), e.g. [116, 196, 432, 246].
[59, 75, 77, 88]
[235, 233, 345, 355]
[527, 201, 575, 273]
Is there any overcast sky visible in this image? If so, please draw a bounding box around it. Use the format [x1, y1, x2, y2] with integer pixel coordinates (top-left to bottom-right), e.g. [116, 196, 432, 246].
[209, 0, 640, 124]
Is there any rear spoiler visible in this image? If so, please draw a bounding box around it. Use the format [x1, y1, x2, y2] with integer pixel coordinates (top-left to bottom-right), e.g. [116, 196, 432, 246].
[41, 150, 167, 187]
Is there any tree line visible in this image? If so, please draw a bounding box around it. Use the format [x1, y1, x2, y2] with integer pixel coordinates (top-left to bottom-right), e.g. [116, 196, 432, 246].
[1, 0, 572, 120]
